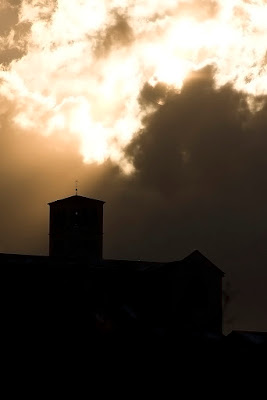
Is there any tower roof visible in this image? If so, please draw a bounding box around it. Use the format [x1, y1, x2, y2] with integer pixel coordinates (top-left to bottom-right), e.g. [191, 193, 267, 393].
[48, 195, 105, 206]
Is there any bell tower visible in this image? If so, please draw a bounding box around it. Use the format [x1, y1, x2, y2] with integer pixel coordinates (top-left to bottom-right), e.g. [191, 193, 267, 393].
[48, 195, 105, 260]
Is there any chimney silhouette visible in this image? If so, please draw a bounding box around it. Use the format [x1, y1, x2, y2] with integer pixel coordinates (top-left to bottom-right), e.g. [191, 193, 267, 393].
[48, 195, 105, 260]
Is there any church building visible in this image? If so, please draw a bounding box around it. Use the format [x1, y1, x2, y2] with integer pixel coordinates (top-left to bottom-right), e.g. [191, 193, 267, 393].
[1, 193, 225, 339]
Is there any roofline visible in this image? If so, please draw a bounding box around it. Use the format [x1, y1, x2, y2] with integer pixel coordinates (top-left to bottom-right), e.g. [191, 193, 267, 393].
[48, 195, 105, 205]
[168, 250, 225, 276]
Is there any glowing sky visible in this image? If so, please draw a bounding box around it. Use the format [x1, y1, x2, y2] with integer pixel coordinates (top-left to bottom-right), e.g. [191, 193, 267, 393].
[1, 0, 267, 172]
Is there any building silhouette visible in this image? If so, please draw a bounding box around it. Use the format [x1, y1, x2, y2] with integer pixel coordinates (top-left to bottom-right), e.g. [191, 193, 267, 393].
[1, 194, 266, 352]
[48, 195, 104, 260]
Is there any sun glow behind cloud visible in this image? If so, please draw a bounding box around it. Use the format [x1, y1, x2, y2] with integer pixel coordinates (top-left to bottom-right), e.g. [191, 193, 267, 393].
[1, 0, 267, 172]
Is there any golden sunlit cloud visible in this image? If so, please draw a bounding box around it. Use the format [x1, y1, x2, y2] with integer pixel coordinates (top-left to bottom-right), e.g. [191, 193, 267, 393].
[1, 0, 267, 172]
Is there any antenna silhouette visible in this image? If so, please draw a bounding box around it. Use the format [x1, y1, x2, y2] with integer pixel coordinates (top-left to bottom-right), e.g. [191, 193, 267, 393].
[75, 180, 79, 196]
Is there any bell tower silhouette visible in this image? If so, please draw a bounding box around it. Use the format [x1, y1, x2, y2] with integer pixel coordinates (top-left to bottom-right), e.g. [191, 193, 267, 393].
[48, 192, 105, 260]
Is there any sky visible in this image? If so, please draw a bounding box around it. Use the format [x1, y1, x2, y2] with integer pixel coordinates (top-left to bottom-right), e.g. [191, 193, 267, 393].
[1, 0, 267, 333]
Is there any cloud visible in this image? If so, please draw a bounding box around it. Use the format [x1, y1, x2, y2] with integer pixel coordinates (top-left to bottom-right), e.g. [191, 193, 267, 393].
[0, 1, 19, 37]
[0, 1, 31, 66]
[1, 0, 267, 172]
[93, 11, 134, 56]
[102, 68, 267, 330]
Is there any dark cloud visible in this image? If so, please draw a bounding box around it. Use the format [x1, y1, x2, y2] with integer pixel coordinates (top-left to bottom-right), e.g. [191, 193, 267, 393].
[0, 1, 31, 66]
[93, 12, 134, 56]
[138, 82, 170, 109]
[0, 48, 23, 65]
[122, 66, 267, 276]
[0, 23, 31, 66]
[0, 4, 19, 36]
[7, 1, 22, 6]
